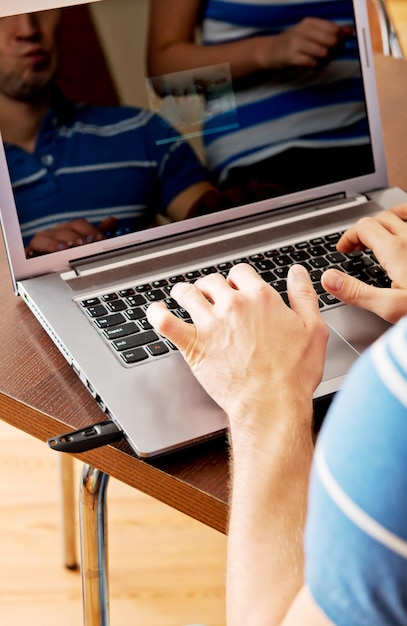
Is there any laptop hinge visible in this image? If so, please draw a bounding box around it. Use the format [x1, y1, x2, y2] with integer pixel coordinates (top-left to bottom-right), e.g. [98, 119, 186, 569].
[61, 193, 370, 289]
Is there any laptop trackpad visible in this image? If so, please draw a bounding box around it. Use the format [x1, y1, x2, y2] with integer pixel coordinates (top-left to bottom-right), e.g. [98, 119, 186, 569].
[315, 304, 390, 399]
[323, 304, 391, 355]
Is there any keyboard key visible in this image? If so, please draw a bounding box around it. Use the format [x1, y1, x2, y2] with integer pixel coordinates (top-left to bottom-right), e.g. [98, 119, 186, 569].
[118, 288, 135, 297]
[319, 293, 340, 306]
[185, 270, 201, 280]
[126, 294, 146, 307]
[106, 300, 127, 313]
[325, 232, 342, 242]
[295, 241, 310, 249]
[168, 275, 185, 284]
[103, 322, 139, 340]
[121, 348, 149, 364]
[135, 283, 152, 292]
[147, 342, 170, 356]
[255, 259, 275, 271]
[274, 254, 291, 267]
[201, 266, 217, 274]
[145, 289, 166, 302]
[95, 312, 126, 328]
[81, 297, 101, 307]
[86, 304, 107, 317]
[217, 262, 233, 271]
[232, 258, 248, 265]
[308, 246, 327, 257]
[291, 250, 310, 262]
[270, 279, 287, 292]
[309, 257, 329, 269]
[101, 293, 119, 302]
[125, 308, 146, 321]
[327, 252, 346, 263]
[112, 330, 159, 351]
[164, 297, 179, 309]
[260, 270, 276, 283]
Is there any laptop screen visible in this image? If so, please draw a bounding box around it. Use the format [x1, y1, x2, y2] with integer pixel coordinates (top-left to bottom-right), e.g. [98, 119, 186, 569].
[0, 0, 387, 279]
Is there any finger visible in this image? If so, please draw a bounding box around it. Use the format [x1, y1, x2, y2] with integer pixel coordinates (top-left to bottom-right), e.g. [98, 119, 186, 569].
[169, 280, 214, 326]
[337, 214, 402, 253]
[26, 232, 64, 254]
[321, 268, 401, 323]
[286, 264, 321, 324]
[98, 216, 121, 236]
[66, 218, 103, 240]
[146, 301, 196, 350]
[227, 262, 272, 291]
[193, 272, 236, 305]
[389, 202, 407, 221]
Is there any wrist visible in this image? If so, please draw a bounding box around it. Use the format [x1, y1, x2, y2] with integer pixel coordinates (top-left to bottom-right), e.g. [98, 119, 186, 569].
[228, 387, 314, 455]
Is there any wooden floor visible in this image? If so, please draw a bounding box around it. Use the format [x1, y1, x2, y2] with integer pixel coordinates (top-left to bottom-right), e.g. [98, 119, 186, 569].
[1, 3, 406, 625]
[0, 420, 227, 626]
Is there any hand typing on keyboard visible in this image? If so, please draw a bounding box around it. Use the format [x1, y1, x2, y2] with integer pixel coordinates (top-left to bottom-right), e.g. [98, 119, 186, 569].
[146, 263, 328, 423]
[322, 203, 407, 324]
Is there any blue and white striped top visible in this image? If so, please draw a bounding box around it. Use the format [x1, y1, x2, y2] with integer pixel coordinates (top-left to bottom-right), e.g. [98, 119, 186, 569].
[5, 94, 208, 247]
[306, 317, 407, 625]
[200, 0, 369, 183]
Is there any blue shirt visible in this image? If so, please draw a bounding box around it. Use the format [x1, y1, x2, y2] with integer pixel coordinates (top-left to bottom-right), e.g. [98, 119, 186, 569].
[306, 318, 407, 625]
[201, 0, 370, 183]
[5, 94, 208, 246]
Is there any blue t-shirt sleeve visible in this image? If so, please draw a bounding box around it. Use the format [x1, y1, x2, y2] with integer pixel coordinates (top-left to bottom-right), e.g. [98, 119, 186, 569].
[145, 113, 209, 211]
[305, 318, 407, 626]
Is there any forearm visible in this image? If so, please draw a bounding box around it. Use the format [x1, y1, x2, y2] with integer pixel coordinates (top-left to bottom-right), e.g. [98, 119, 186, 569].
[226, 393, 314, 626]
[148, 36, 283, 82]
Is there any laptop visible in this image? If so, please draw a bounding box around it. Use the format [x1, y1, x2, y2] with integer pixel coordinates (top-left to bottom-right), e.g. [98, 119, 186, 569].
[0, 0, 402, 457]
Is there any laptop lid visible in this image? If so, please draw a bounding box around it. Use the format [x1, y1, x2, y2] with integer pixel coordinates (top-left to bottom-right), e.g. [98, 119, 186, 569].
[0, 0, 388, 288]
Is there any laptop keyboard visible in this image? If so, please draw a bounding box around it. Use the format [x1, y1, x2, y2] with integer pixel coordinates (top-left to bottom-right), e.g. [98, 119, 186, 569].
[78, 231, 390, 366]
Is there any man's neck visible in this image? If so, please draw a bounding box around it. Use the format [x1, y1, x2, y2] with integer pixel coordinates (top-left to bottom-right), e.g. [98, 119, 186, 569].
[0, 94, 50, 153]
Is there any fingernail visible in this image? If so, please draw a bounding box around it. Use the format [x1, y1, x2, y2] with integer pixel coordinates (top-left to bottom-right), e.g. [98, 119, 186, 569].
[290, 264, 309, 279]
[323, 270, 344, 292]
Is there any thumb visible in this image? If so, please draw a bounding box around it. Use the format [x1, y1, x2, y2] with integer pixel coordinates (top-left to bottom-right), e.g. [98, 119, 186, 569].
[322, 269, 400, 323]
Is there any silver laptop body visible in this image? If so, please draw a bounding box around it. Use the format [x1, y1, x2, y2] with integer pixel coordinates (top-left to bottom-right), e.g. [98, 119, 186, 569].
[0, 0, 401, 457]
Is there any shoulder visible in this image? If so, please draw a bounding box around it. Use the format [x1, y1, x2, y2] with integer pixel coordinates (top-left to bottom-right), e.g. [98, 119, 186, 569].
[305, 318, 407, 625]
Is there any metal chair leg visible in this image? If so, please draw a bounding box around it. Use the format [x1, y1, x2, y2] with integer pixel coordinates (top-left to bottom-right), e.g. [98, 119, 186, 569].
[59, 454, 78, 569]
[79, 464, 110, 626]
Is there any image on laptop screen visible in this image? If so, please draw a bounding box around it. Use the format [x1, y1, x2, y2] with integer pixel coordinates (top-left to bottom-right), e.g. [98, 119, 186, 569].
[0, 0, 375, 264]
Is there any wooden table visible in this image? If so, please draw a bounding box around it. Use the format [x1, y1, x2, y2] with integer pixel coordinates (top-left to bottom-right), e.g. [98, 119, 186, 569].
[0, 53, 406, 625]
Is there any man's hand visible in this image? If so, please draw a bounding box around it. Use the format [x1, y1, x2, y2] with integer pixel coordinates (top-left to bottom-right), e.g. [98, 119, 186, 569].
[25, 216, 120, 256]
[322, 204, 407, 323]
[147, 263, 328, 440]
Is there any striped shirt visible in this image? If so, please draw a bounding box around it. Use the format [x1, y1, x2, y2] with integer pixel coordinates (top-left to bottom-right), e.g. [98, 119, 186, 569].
[305, 317, 407, 625]
[5, 94, 208, 247]
[200, 0, 370, 183]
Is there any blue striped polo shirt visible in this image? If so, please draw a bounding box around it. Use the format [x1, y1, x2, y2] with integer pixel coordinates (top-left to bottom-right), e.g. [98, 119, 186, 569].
[306, 317, 407, 625]
[5, 93, 208, 246]
[200, 0, 370, 183]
